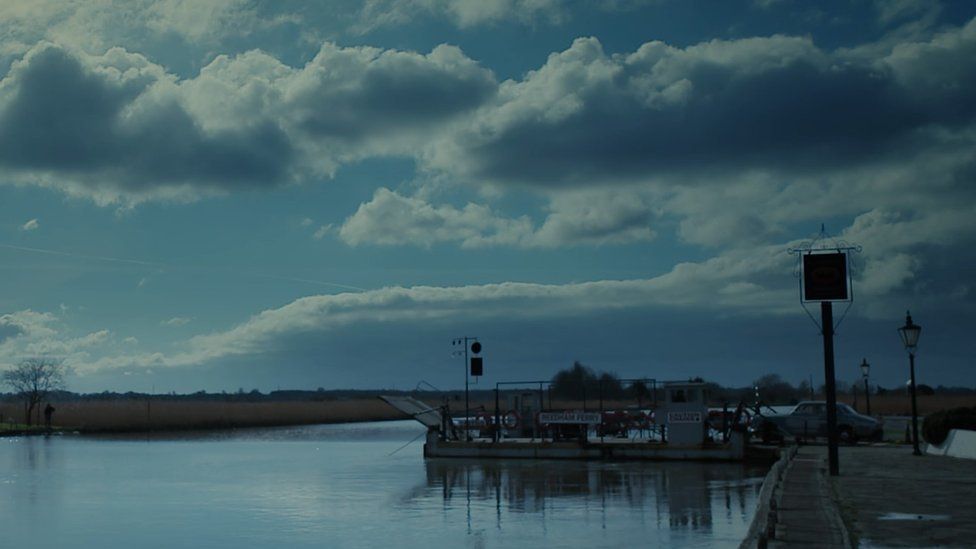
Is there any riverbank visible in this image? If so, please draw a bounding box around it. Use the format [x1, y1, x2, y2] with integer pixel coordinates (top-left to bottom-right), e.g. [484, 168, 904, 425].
[0, 397, 408, 434]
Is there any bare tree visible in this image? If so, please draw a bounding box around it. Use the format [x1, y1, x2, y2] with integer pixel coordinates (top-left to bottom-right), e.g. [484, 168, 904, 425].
[2, 358, 66, 426]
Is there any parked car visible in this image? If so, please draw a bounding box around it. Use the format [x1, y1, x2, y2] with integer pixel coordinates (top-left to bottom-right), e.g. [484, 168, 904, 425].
[750, 400, 883, 444]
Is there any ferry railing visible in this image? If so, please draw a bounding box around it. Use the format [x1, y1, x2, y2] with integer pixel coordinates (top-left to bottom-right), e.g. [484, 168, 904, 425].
[490, 378, 662, 443]
[493, 380, 549, 442]
[595, 378, 658, 444]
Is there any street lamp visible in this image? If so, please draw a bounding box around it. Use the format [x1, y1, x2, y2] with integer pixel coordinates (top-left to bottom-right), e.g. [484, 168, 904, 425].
[897, 311, 922, 456]
[860, 358, 871, 416]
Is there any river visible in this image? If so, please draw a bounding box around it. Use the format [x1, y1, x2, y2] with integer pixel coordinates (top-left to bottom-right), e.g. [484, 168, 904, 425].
[0, 420, 766, 548]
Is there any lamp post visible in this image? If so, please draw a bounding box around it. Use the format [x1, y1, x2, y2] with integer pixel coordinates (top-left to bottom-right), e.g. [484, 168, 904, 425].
[861, 358, 871, 416]
[897, 312, 922, 456]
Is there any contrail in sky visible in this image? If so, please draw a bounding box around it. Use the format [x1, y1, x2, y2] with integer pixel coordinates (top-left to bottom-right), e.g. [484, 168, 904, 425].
[0, 243, 164, 267]
[249, 273, 367, 292]
[0, 243, 366, 292]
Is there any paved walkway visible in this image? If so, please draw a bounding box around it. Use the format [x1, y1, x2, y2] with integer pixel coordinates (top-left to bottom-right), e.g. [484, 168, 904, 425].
[833, 445, 976, 548]
[770, 446, 849, 548]
[767, 444, 976, 548]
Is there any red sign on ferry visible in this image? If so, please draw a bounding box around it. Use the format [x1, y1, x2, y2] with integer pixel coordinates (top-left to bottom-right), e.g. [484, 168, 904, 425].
[538, 412, 602, 424]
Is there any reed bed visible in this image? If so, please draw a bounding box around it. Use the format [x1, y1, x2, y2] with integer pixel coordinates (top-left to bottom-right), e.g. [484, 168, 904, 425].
[837, 393, 976, 416]
[1, 392, 971, 433]
[0, 398, 407, 432]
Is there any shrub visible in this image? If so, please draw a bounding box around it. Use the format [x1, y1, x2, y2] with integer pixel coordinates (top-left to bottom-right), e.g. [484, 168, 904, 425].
[922, 406, 976, 445]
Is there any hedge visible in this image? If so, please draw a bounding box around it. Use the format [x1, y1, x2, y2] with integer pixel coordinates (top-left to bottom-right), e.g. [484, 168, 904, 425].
[922, 406, 976, 445]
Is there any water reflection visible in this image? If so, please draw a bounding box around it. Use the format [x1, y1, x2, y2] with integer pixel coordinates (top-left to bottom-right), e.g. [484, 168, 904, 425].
[417, 459, 764, 539]
[2, 436, 65, 510]
[13, 435, 58, 470]
[0, 422, 767, 548]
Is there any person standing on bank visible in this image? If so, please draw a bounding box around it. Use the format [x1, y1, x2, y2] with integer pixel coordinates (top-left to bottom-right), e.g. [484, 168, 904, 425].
[44, 403, 55, 429]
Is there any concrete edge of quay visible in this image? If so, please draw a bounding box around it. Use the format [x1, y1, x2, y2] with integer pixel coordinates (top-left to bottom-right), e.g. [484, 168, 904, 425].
[741, 445, 853, 549]
[739, 445, 797, 549]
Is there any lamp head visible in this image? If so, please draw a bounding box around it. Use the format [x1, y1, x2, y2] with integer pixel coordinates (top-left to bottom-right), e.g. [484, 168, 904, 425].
[860, 358, 870, 378]
[898, 311, 921, 352]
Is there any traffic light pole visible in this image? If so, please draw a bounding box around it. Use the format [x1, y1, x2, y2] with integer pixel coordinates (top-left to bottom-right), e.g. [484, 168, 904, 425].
[454, 336, 478, 441]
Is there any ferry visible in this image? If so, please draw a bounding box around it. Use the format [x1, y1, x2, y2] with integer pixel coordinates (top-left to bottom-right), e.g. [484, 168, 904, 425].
[382, 380, 775, 462]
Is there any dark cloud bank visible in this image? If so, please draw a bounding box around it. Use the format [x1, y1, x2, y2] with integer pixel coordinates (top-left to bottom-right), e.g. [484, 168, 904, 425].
[1, 21, 974, 200]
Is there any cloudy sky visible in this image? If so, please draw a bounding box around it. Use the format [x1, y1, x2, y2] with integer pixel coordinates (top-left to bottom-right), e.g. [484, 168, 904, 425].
[0, 0, 974, 393]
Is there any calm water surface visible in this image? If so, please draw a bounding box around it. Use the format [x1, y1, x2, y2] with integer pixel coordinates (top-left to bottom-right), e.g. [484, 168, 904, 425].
[0, 421, 765, 548]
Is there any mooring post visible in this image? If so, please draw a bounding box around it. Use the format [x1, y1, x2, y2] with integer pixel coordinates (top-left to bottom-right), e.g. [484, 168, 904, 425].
[722, 402, 729, 442]
[494, 386, 500, 443]
[598, 379, 604, 444]
[537, 382, 544, 440]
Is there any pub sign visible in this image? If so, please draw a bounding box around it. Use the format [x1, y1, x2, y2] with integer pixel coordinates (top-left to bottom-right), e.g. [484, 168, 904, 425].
[802, 252, 848, 301]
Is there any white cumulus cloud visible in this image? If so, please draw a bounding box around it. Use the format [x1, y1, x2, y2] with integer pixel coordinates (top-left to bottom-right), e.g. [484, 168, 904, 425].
[338, 188, 656, 248]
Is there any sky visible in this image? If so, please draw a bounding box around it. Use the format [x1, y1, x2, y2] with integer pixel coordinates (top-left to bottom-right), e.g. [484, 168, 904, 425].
[0, 0, 974, 394]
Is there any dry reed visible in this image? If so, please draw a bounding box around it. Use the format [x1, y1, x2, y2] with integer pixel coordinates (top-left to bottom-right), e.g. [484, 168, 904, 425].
[836, 393, 976, 416]
[2, 392, 972, 433]
[0, 398, 407, 432]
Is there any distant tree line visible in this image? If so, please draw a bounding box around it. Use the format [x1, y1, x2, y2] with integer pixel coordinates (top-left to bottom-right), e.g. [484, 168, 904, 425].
[3, 368, 972, 408]
[545, 367, 974, 406]
[550, 361, 652, 401]
[720, 374, 966, 404]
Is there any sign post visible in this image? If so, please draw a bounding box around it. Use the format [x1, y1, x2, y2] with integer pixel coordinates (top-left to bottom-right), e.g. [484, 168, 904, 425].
[791, 231, 859, 478]
[805, 252, 847, 477]
[819, 300, 840, 476]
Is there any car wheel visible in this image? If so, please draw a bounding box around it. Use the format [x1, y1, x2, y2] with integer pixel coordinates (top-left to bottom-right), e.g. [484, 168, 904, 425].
[838, 426, 856, 445]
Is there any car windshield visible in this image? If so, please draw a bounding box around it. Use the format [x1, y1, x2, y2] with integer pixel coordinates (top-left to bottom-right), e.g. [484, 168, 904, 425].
[793, 403, 859, 415]
[837, 403, 857, 415]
